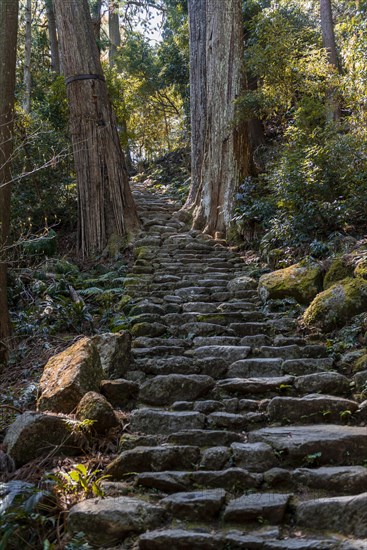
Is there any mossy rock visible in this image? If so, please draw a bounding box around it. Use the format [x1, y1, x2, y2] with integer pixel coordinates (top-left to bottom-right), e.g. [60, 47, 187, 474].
[353, 353, 367, 373]
[303, 277, 367, 332]
[324, 256, 355, 290]
[354, 257, 367, 280]
[258, 260, 323, 305]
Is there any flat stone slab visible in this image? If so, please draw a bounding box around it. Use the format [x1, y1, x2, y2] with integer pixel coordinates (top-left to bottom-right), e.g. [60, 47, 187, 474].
[196, 468, 263, 491]
[68, 496, 165, 546]
[167, 429, 244, 447]
[282, 358, 334, 376]
[106, 446, 200, 478]
[139, 529, 222, 549]
[249, 425, 367, 466]
[294, 372, 350, 396]
[228, 358, 283, 378]
[267, 395, 358, 424]
[223, 493, 291, 523]
[231, 442, 278, 472]
[217, 376, 294, 396]
[139, 374, 214, 405]
[130, 409, 205, 434]
[192, 346, 251, 363]
[297, 492, 367, 537]
[161, 489, 226, 520]
[293, 466, 367, 494]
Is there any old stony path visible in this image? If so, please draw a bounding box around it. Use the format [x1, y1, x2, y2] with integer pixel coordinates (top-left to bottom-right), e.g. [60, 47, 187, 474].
[70, 184, 367, 549]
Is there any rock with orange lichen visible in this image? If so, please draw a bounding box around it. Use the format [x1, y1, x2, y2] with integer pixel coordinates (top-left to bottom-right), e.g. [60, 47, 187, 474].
[38, 337, 103, 413]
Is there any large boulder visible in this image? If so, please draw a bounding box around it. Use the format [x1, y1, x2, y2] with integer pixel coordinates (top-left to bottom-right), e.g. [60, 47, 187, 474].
[92, 331, 131, 378]
[303, 277, 367, 332]
[258, 261, 323, 305]
[3, 412, 83, 467]
[38, 337, 103, 413]
[76, 392, 119, 434]
[323, 255, 355, 290]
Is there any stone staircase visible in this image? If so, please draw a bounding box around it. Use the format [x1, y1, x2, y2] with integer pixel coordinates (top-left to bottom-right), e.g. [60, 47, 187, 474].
[69, 184, 367, 549]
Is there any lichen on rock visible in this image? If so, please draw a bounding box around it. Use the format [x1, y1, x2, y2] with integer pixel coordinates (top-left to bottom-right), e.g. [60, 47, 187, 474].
[258, 260, 323, 305]
[303, 277, 367, 332]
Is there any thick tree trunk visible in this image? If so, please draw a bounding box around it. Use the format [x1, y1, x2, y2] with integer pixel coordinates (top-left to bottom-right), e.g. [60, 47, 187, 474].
[54, 0, 140, 257]
[182, 0, 207, 212]
[23, 0, 32, 113]
[46, 0, 60, 74]
[190, 0, 250, 237]
[0, 0, 19, 364]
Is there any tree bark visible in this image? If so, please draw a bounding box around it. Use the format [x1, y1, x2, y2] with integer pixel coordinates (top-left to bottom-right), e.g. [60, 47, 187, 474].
[0, 0, 19, 364]
[46, 0, 60, 74]
[182, 0, 207, 212]
[109, 1, 121, 68]
[23, 0, 32, 113]
[320, 0, 339, 120]
[188, 0, 250, 237]
[54, 0, 140, 257]
[91, 0, 103, 45]
[320, 0, 338, 68]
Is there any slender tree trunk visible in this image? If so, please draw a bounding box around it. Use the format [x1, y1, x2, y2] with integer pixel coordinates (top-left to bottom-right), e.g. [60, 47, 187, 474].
[54, 0, 140, 257]
[182, 0, 207, 212]
[320, 0, 338, 67]
[189, 0, 250, 237]
[46, 0, 60, 74]
[320, 0, 339, 120]
[91, 0, 103, 45]
[108, 1, 134, 173]
[0, 0, 19, 364]
[23, 0, 32, 113]
[109, 1, 120, 67]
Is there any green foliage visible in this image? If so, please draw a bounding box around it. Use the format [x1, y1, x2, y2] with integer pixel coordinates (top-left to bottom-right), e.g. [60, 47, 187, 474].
[0, 482, 56, 550]
[50, 463, 110, 499]
[9, 258, 129, 339]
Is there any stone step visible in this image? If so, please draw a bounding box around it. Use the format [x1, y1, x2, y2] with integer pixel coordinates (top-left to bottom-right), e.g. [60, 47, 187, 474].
[137, 467, 262, 493]
[138, 374, 215, 406]
[130, 409, 206, 434]
[216, 376, 295, 398]
[249, 425, 367, 466]
[296, 492, 367, 538]
[267, 395, 359, 424]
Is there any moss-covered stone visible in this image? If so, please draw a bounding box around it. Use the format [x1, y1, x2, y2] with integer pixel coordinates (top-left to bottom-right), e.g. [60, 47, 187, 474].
[258, 260, 323, 305]
[354, 257, 367, 280]
[303, 277, 367, 332]
[76, 391, 118, 434]
[324, 256, 355, 290]
[353, 353, 367, 373]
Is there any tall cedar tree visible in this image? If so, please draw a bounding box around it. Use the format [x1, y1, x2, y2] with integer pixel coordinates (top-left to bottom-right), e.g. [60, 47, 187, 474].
[0, 0, 19, 363]
[185, 0, 250, 237]
[54, 0, 140, 257]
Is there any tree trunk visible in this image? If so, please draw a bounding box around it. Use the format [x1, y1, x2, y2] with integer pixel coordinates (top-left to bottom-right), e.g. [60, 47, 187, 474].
[91, 0, 102, 45]
[23, 0, 32, 113]
[0, 0, 19, 364]
[189, 0, 250, 237]
[54, 0, 140, 257]
[320, 0, 339, 120]
[108, 1, 135, 174]
[109, 1, 120, 67]
[182, 0, 207, 212]
[46, 0, 60, 74]
[320, 0, 338, 68]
